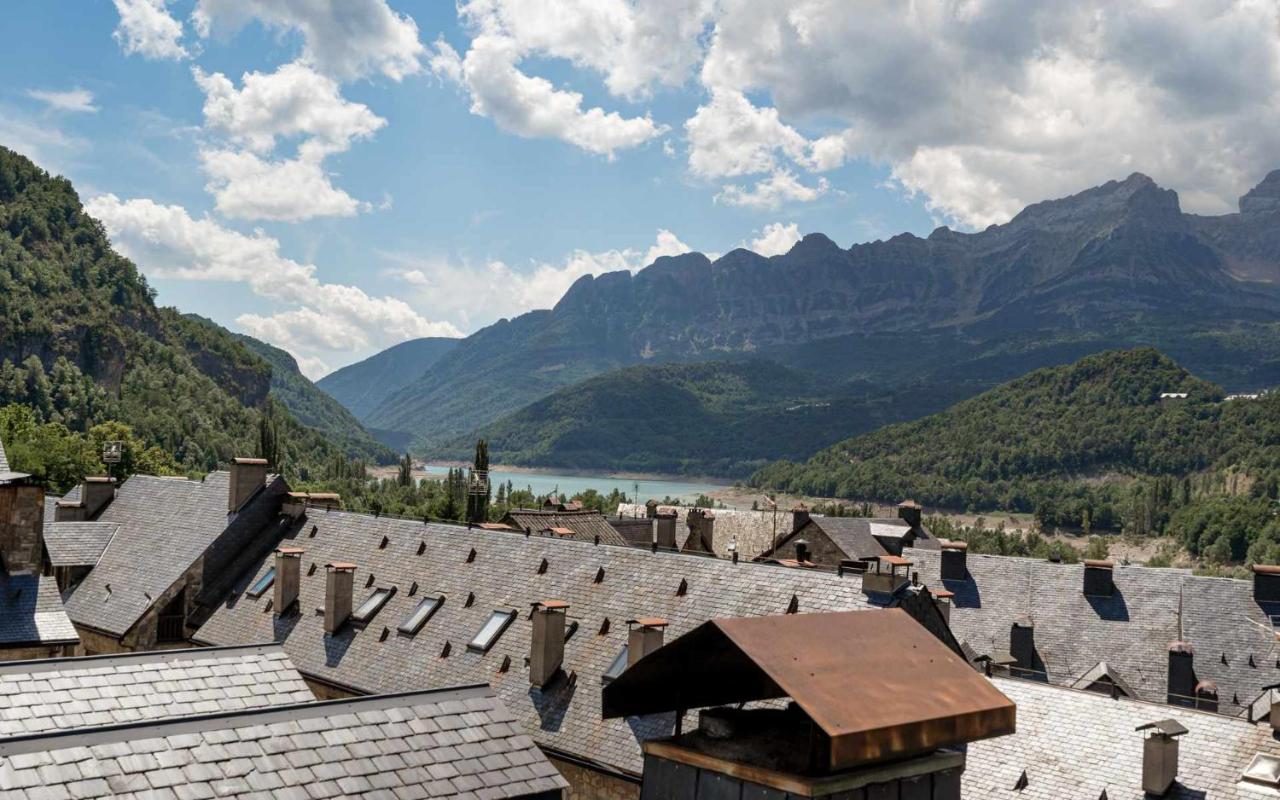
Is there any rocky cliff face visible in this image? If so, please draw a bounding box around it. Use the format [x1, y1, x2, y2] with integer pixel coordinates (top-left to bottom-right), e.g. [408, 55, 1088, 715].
[366, 170, 1280, 450]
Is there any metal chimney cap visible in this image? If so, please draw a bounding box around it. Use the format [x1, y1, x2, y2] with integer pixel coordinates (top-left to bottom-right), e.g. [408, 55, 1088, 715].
[1135, 719, 1189, 738]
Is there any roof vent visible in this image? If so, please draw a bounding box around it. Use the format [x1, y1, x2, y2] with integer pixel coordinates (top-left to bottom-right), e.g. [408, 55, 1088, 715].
[1242, 754, 1280, 791]
[1014, 770, 1028, 790]
[467, 547, 477, 563]
[594, 567, 605, 584]
[786, 594, 799, 614]
[379, 536, 389, 549]
[440, 641, 451, 658]
[308, 562, 317, 576]
[538, 558, 549, 574]
[599, 618, 610, 635]
[500, 655, 511, 673]
[677, 578, 688, 596]
[465, 592, 475, 608]
[416, 541, 425, 555]
[408, 581, 418, 597]
[379, 627, 389, 642]
[366, 573, 375, 587]
[1136, 719, 1187, 796]
[309, 525, 318, 538]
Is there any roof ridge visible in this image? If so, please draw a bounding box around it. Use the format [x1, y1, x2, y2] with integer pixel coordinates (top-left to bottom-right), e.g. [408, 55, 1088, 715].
[0, 641, 285, 676]
[0, 683, 493, 755]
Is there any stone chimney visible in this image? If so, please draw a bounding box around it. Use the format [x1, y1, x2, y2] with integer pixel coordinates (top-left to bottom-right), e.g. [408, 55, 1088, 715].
[53, 477, 116, 522]
[1083, 559, 1114, 597]
[897, 500, 923, 529]
[273, 547, 303, 615]
[940, 540, 968, 581]
[1254, 565, 1280, 602]
[791, 503, 811, 533]
[1137, 719, 1187, 797]
[1010, 617, 1035, 677]
[645, 499, 659, 519]
[0, 479, 44, 575]
[529, 600, 569, 688]
[654, 510, 677, 549]
[627, 618, 668, 668]
[229, 457, 269, 513]
[687, 508, 715, 553]
[324, 562, 356, 633]
[1167, 641, 1196, 707]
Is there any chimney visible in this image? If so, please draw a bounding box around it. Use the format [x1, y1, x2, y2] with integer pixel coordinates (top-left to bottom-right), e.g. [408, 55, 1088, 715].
[1136, 719, 1187, 797]
[1194, 681, 1218, 713]
[80, 477, 116, 518]
[645, 499, 659, 519]
[627, 618, 668, 667]
[897, 500, 923, 529]
[687, 509, 715, 552]
[273, 547, 303, 614]
[654, 511, 677, 549]
[940, 540, 968, 581]
[1083, 559, 1114, 597]
[0, 480, 44, 575]
[932, 589, 955, 623]
[229, 457, 269, 513]
[791, 503, 810, 533]
[324, 562, 356, 633]
[1266, 685, 1280, 734]
[529, 600, 569, 688]
[1010, 617, 1035, 677]
[1254, 565, 1280, 602]
[1167, 641, 1196, 707]
[794, 539, 811, 564]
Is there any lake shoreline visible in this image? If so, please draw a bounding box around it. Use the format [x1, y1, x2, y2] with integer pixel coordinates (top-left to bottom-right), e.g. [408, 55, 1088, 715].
[418, 460, 737, 487]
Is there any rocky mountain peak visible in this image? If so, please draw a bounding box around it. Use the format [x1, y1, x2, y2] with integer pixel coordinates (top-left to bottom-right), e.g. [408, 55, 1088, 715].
[1240, 169, 1280, 214]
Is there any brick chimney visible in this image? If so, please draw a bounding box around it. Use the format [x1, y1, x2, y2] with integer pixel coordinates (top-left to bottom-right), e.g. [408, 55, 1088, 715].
[627, 618, 668, 668]
[1137, 719, 1187, 796]
[0, 479, 43, 575]
[940, 540, 968, 581]
[1083, 559, 1114, 597]
[687, 508, 716, 552]
[897, 500, 923, 529]
[791, 503, 811, 533]
[1010, 617, 1035, 677]
[529, 600, 569, 688]
[1254, 565, 1280, 602]
[229, 457, 269, 513]
[273, 547, 303, 615]
[1167, 641, 1196, 707]
[324, 562, 356, 633]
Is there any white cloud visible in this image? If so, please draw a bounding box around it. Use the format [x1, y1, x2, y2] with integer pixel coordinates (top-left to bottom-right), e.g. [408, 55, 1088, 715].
[685, 89, 808, 179]
[693, 0, 1280, 226]
[191, 62, 386, 221]
[746, 222, 800, 256]
[84, 194, 459, 376]
[716, 171, 828, 209]
[192, 0, 424, 81]
[382, 229, 693, 331]
[112, 0, 188, 61]
[26, 88, 98, 114]
[436, 33, 666, 158]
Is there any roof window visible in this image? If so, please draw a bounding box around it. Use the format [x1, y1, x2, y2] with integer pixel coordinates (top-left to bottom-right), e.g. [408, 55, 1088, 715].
[602, 645, 629, 684]
[398, 595, 443, 635]
[247, 567, 275, 598]
[468, 609, 515, 652]
[1242, 754, 1280, 788]
[352, 587, 395, 624]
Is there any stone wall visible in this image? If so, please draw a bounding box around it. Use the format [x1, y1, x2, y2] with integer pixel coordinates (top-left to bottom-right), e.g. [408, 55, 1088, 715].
[0, 644, 74, 661]
[0, 482, 44, 574]
[615, 504, 787, 560]
[548, 757, 639, 800]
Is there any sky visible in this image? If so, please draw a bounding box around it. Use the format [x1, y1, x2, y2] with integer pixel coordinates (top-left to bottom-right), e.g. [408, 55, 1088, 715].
[3, 1, 1280, 378]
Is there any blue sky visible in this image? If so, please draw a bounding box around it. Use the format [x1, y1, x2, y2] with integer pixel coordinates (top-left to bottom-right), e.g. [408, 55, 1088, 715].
[3, 1, 1278, 376]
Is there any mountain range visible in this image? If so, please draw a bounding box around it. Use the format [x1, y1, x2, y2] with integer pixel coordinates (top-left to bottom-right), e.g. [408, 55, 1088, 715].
[337, 170, 1280, 475]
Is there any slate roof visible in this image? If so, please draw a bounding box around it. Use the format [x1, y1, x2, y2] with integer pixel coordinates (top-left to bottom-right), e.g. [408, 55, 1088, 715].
[606, 516, 653, 548]
[63, 472, 285, 638]
[0, 435, 8, 472]
[0, 435, 29, 483]
[0, 684, 568, 799]
[616, 504, 784, 559]
[907, 548, 1278, 717]
[501, 508, 630, 547]
[969, 676, 1280, 799]
[0, 572, 78, 648]
[0, 644, 313, 737]
[42, 521, 119, 568]
[196, 511, 884, 777]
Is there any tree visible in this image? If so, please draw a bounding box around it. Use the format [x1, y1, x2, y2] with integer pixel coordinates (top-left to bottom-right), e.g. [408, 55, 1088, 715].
[466, 439, 491, 523]
[257, 408, 282, 470]
[397, 453, 413, 487]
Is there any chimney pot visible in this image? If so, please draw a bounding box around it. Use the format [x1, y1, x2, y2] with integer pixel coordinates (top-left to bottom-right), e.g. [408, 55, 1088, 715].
[940, 540, 968, 581]
[1137, 719, 1187, 796]
[1010, 617, 1036, 677]
[794, 539, 810, 564]
[791, 503, 811, 534]
[897, 500, 923, 529]
[529, 600, 569, 688]
[627, 618, 668, 668]
[80, 477, 116, 519]
[229, 457, 269, 513]
[273, 547, 303, 615]
[324, 562, 356, 633]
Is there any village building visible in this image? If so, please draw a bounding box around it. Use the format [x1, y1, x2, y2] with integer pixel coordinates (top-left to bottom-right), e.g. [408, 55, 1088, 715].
[758, 500, 942, 564]
[616, 502, 786, 558]
[60, 458, 289, 654]
[500, 502, 631, 547]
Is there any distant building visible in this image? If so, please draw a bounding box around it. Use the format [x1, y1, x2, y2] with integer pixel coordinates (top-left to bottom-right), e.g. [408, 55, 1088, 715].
[758, 500, 942, 565]
[500, 504, 631, 547]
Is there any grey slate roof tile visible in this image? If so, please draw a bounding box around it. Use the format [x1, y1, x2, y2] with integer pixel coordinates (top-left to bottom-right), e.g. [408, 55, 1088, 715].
[0, 644, 313, 737]
[0, 686, 565, 800]
[64, 472, 285, 637]
[42, 521, 119, 568]
[0, 572, 78, 647]
[196, 510, 883, 777]
[502, 509, 630, 547]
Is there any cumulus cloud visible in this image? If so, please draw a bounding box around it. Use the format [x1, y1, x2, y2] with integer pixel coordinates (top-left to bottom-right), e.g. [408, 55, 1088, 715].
[716, 171, 828, 209]
[191, 0, 424, 81]
[382, 229, 693, 331]
[111, 0, 188, 60]
[26, 88, 98, 114]
[746, 222, 801, 256]
[192, 62, 386, 221]
[84, 194, 458, 377]
[694, 0, 1280, 226]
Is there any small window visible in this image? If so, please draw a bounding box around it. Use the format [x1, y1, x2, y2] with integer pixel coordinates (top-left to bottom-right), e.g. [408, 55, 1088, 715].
[352, 587, 395, 624]
[601, 645, 629, 684]
[247, 568, 275, 598]
[468, 609, 515, 652]
[398, 595, 444, 635]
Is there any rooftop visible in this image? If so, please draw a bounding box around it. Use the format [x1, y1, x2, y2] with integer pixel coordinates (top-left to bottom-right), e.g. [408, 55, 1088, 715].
[501, 508, 630, 547]
[0, 684, 567, 799]
[195, 509, 891, 777]
[41, 515, 119, 569]
[0, 572, 78, 648]
[0, 644, 312, 737]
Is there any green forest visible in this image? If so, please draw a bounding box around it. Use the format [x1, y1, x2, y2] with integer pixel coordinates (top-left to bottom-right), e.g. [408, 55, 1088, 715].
[753, 349, 1280, 565]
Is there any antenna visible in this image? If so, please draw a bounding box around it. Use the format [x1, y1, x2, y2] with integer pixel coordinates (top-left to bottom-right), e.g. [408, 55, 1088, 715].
[102, 440, 123, 480]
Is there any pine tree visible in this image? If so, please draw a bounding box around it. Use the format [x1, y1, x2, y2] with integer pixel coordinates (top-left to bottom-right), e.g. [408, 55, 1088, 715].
[397, 452, 413, 487]
[466, 439, 491, 523]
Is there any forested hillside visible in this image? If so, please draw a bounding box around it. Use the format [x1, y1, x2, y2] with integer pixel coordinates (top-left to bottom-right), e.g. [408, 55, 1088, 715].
[316, 336, 457, 421]
[752, 349, 1280, 562]
[0, 146, 353, 488]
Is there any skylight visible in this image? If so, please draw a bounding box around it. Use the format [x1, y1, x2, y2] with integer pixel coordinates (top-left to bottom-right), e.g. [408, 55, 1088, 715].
[1242, 754, 1280, 787]
[352, 587, 395, 624]
[467, 609, 515, 652]
[398, 595, 443, 635]
[601, 645, 629, 684]
[247, 568, 275, 598]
